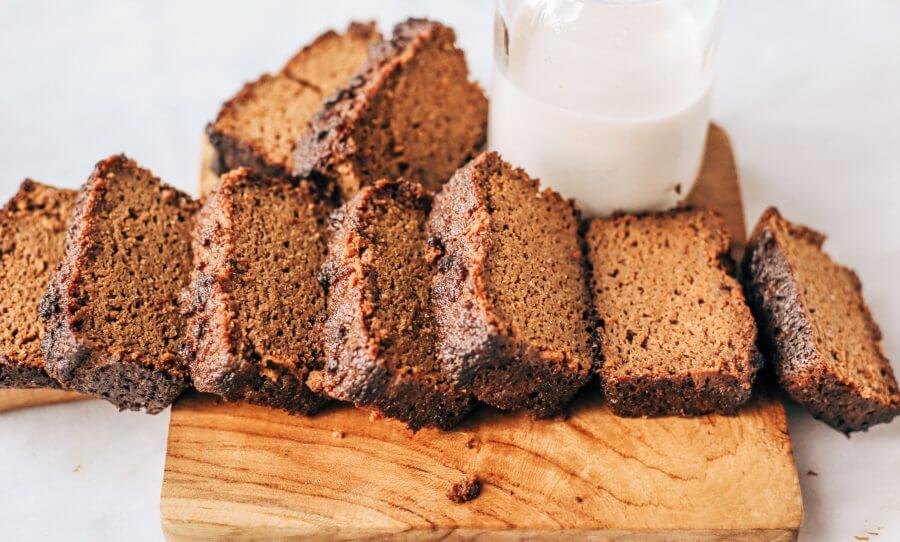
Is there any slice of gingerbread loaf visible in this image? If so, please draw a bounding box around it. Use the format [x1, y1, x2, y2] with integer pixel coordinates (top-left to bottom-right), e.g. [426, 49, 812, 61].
[313, 179, 474, 430]
[281, 23, 380, 94]
[586, 208, 762, 417]
[0, 181, 76, 389]
[429, 152, 595, 417]
[40, 155, 199, 413]
[744, 208, 899, 432]
[205, 22, 380, 194]
[186, 168, 331, 414]
[295, 19, 488, 197]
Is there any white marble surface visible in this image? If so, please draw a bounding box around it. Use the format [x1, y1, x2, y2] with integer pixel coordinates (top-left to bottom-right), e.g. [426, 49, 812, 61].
[1, 1, 898, 540]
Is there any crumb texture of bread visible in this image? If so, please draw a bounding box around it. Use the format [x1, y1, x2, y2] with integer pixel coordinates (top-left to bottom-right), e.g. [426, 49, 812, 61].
[207, 23, 380, 183]
[586, 208, 761, 417]
[429, 152, 594, 417]
[0, 180, 76, 389]
[40, 155, 199, 413]
[186, 168, 332, 414]
[316, 179, 474, 430]
[282, 22, 380, 95]
[295, 19, 488, 197]
[208, 75, 327, 179]
[744, 207, 899, 432]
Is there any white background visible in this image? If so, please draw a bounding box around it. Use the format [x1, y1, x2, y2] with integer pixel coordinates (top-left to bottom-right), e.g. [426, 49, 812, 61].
[1, 1, 898, 540]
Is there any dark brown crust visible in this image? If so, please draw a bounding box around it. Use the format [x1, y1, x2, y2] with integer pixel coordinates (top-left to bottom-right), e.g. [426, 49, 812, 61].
[0, 360, 61, 389]
[743, 207, 899, 432]
[589, 207, 763, 417]
[294, 18, 487, 191]
[429, 152, 594, 417]
[39, 155, 197, 414]
[316, 179, 474, 430]
[603, 372, 755, 417]
[185, 168, 329, 415]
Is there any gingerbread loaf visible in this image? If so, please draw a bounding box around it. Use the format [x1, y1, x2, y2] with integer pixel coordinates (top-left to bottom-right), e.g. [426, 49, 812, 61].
[295, 19, 488, 198]
[186, 168, 332, 414]
[0, 181, 76, 389]
[313, 179, 474, 430]
[429, 152, 595, 417]
[40, 155, 199, 413]
[744, 207, 899, 432]
[586, 208, 762, 417]
[205, 22, 380, 194]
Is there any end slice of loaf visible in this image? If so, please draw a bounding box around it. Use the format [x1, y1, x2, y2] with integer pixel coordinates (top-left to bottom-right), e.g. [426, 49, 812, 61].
[282, 22, 380, 93]
[0, 181, 76, 389]
[744, 207, 899, 432]
[186, 168, 331, 414]
[314, 179, 474, 430]
[295, 18, 488, 197]
[207, 75, 328, 182]
[429, 152, 595, 417]
[205, 22, 380, 194]
[586, 208, 761, 417]
[40, 155, 199, 413]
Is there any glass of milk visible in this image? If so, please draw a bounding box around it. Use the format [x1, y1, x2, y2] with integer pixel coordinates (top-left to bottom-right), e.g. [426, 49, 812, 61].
[489, 0, 722, 216]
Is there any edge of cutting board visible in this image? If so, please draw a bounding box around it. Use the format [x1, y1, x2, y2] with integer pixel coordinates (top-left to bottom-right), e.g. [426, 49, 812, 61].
[0, 388, 91, 414]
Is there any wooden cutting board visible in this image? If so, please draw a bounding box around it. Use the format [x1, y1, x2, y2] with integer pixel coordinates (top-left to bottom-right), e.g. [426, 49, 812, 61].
[0, 388, 89, 414]
[161, 125, 802, 541]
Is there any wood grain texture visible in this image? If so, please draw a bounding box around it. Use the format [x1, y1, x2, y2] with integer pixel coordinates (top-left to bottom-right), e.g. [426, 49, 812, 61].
[163, 124, 803, 541]
[0, 388, 90, 413]
[688, 124, 748, 256]
[199, 136, 219, 198]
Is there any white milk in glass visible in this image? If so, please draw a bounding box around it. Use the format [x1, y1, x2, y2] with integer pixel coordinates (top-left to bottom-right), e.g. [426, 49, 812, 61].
[489, 0, 720, 216]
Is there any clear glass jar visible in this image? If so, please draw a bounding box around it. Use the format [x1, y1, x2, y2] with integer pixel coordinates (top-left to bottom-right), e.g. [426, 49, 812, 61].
[489, 0, 722, 216]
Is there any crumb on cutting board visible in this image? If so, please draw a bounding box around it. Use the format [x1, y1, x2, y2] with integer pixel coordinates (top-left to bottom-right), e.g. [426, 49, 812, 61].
[448, 477, 481, 503]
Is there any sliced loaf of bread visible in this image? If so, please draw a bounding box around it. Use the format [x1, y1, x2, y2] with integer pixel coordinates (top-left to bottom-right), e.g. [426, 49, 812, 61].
[313, 179, 474, 430]
[0, 181, 76, 389]
[744, 207, 899, 432]
[186, 168, 332, 414]
[41, 155, 198, 413]
[429, 152, 595, 417]
[295, 19, 488, 197]
[205, 23, 380, 194]
[586, 208, 761, 417]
